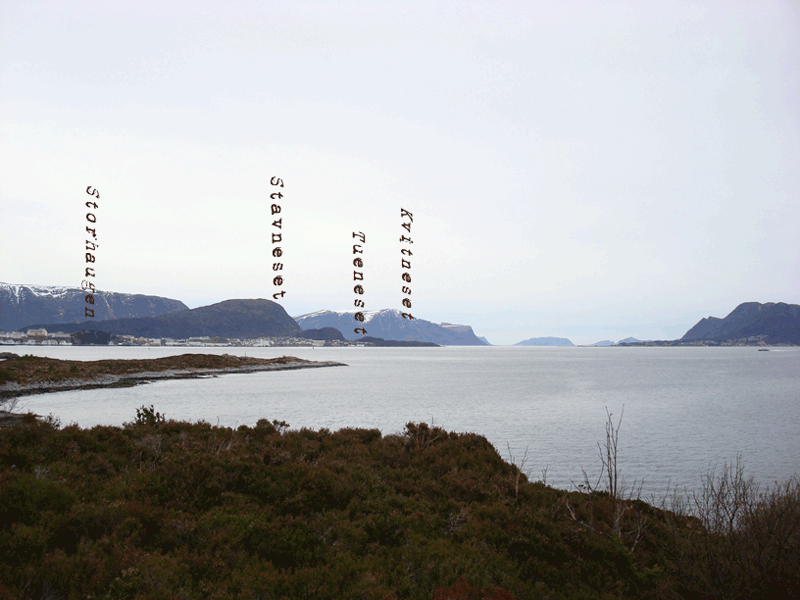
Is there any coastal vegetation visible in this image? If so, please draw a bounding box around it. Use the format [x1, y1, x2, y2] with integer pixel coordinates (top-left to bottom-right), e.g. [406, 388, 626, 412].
[1, 407, 797, 599]
[0, 353, 345, 400]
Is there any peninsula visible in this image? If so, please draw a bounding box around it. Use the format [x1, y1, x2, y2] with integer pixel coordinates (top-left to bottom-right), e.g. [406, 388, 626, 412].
[0, 352, 346, 400]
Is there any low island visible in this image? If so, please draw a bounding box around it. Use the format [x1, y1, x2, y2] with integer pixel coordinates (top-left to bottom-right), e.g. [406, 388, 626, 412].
[0, 352, 346, 400]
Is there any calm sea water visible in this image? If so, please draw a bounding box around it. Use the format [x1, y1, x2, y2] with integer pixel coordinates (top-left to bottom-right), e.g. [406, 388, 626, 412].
[10, 345, 800, 496]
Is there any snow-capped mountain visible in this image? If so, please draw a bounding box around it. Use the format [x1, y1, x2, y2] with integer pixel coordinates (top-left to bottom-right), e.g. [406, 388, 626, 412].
[293, 309, 488, 345]
[0, 282, 188, 331]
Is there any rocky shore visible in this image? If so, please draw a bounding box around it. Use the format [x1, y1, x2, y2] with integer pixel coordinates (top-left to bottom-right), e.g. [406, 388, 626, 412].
[0, 352, 346, 400]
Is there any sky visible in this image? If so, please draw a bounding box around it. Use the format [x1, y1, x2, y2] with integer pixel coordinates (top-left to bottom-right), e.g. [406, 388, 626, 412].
[1, 0, 798, 346]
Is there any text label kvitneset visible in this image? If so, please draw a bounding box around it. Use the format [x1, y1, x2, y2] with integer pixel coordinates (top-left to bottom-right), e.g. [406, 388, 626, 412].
[399, 208, 414, 319]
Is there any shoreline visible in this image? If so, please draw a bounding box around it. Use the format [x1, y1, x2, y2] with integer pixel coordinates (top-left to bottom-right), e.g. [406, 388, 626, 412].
[0, 353, 346, 400]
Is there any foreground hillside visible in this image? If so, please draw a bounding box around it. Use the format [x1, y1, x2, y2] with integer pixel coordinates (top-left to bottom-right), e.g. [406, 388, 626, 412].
[0, 414, 797, 599]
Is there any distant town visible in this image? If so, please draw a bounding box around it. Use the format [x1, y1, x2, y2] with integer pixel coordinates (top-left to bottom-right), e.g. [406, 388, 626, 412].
[0, 328, 370, 348]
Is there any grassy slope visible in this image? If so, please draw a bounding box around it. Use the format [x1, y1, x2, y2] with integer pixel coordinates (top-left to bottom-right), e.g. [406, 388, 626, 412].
[1, 415, 796, 599]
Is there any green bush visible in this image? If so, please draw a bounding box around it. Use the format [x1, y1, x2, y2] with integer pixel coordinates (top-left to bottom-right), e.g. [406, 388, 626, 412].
[133, 405, 165, 427]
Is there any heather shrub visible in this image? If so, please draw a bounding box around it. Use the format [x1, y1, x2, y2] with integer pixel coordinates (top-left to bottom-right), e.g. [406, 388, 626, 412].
[0, 471, 76, 529]
[7, 410, 790, 599]
[433, 577, 515, 600]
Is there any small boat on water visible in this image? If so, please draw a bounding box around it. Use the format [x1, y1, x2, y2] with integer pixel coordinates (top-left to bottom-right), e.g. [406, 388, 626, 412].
[758, 348, 770, 351]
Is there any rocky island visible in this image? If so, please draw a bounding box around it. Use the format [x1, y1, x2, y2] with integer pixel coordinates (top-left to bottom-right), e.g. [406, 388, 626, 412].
[0, 352, 346, 400]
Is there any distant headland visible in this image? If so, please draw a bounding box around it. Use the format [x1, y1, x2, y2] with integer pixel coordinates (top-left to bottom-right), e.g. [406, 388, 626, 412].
[618, 302, 800, 346]
[0, 352, 346, 400]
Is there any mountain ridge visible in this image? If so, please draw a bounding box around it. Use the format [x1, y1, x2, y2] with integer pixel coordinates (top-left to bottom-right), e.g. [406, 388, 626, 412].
[680, 301, 800, 345]
[0, 282, 187, 332]
[294, 309, 487, 345]
[19, 299, 302, 340]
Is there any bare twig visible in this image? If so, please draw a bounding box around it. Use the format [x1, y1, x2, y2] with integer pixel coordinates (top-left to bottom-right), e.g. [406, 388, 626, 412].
[505, 443, 529, 499]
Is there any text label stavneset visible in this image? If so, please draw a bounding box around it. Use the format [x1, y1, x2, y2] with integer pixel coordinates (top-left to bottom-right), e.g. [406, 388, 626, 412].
[270, 176, 286, 300]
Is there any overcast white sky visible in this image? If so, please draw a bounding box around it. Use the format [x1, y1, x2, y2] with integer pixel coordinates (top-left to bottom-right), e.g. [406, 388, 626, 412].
[1, 0, 798, 345]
